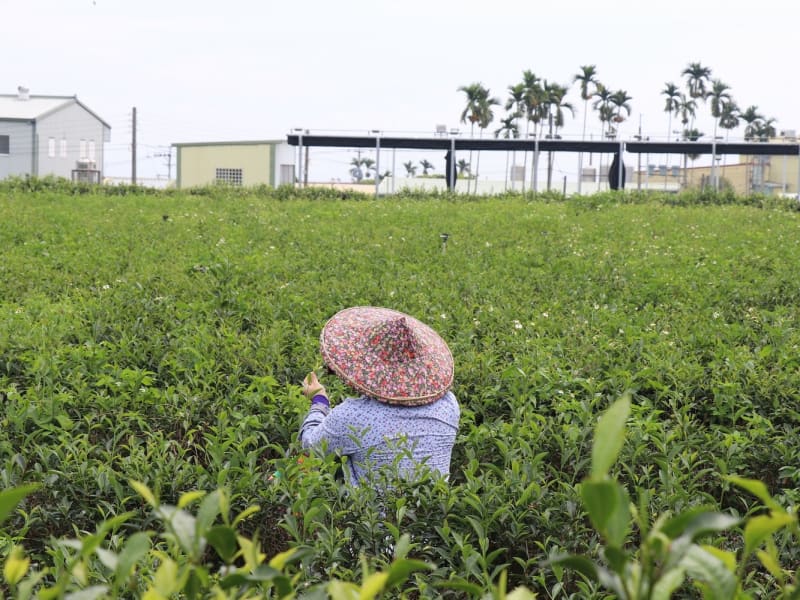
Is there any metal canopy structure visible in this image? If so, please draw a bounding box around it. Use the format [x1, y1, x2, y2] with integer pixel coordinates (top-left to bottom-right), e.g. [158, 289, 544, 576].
[287, 134, 800, 156]
[286, 133, 800, 195]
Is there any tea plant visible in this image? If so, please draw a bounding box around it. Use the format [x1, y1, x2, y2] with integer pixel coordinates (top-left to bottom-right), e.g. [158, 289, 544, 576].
[3, 181, 800, 595]
[552, 393, 800, 599]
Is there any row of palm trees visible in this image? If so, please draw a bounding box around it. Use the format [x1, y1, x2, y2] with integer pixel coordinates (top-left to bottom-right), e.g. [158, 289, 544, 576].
[459, 62, 779, 191]
[401, 159, 470, 178]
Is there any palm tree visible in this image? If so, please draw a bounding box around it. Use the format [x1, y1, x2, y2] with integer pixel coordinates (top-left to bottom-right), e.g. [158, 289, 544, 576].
[739, 105, 763, 141]
[591, 84, 614, 188]
[495, 115, 520, 191]
[494, 115, 519, 139]
[459, 82, 486, 191]
[718, 101, 740, 185]
[707, 79, 732, 190]
[661, 82, 681, 189]
[682, 62, 711, 134]
[458, 82, 499, 193]
[543, 81, 574, 190]
[675, 94, 697, 187]
[349, 157, 365, 182]
[707, 79, 732, 141]
[661, 82, 681, 141]
[419, 159, 435, 176]
[683, 128, 705, 185]
[593, 84, 613, 138]
[573, 65, 599, 194]
[677, 94, 697, 131]
[521, 71, 545, 192]
[754, 116, 776, 141]
[574, 65, 599, 136]
[682, 62, 712, 101]
[456, 158, 471, 176]
[610, 89, 633, 128]
[473, 89, 501, 193]
[719, 101, 740, 137]
[403, 160, 417, 178]
[739, 105, 764, 193]
[361, 157, 376, 180]
[520, 70, 542, 137]
[505, 83, 527, 190]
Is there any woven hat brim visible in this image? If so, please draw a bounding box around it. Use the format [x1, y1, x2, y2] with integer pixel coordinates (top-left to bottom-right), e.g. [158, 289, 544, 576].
[320, 307, 454, 406]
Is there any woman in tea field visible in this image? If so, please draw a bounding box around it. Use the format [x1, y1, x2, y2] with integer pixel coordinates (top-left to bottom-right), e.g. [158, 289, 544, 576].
[299, 306, 460, 485]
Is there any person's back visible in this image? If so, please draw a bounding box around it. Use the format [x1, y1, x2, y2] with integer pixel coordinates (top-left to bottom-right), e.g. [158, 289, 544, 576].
[300, 391, 459, 484]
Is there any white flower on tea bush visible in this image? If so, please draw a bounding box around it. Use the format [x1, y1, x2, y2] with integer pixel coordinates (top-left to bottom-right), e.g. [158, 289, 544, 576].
[440, 313, 447, 320]
[541, 312, 549, 318]
[513, 319, 523, 330]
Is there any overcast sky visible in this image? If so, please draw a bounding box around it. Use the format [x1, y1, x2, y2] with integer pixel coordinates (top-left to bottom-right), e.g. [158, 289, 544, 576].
[4, 0, 798, 183]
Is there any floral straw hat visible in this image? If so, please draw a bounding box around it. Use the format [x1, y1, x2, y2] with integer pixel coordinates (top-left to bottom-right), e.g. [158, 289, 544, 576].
[320, 306, 454, 406]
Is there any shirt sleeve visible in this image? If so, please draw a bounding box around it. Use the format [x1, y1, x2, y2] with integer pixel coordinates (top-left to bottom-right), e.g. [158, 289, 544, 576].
[299, 400, 366, 456]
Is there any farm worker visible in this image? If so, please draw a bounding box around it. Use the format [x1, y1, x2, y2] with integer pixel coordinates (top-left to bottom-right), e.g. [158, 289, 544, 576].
[299, 306, 460, 485]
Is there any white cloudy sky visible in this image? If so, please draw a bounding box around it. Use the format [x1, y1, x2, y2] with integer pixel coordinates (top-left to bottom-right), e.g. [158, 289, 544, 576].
[4, 0, 797, 182]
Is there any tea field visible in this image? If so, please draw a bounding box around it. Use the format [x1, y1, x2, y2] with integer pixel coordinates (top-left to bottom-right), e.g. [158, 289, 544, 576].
[2, 181, 800, 598]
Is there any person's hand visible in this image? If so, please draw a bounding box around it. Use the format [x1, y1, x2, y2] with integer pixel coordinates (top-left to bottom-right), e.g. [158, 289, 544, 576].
[302, 372, 327, 399]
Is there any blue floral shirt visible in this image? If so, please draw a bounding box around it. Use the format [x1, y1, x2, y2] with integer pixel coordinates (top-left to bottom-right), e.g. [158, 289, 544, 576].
[299, 391, 460, 485]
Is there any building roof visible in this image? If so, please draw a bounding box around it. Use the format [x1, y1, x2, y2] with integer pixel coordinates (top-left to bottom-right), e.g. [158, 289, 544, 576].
[0, 94, 111, 129]
[172, 139, 286, 148]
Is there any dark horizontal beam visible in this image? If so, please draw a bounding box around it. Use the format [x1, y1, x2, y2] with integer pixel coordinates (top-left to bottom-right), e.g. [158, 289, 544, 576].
[286, 134, 621, 153]
[287, 135, 800, 156]
[626, 141, 800, 156]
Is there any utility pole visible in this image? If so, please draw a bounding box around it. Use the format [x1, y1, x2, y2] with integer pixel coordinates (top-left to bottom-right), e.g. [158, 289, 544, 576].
[131, 106, 137, 185]
[154, 149, 173, 181]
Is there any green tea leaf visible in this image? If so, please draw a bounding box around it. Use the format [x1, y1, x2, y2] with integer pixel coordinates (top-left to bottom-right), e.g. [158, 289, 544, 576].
[195, 490, 221, 536]
[359, 572, 389, 600]
[756, 549, 784, 583]
[680, 545, 737, 600]
[0, 485, 38, 525]
[591, 392, 631, 479]
[177, 490, 206, 509]
[268, 548, 297, 571]
[744, 512, 795, 559]
[130, 481, 157, 508]
[3, 545, 30, 586]
[206, 525, 238, 563]
[651, 567, 686, 600]
[328, 580, 359, 600]
[63, 586, 110, 600]
[580, 480, 630, 548]
[385, 558, 433, 589]
[546, 555, 598, 581]
[726, 476, 782, 511]
[115, 532, 150, 582]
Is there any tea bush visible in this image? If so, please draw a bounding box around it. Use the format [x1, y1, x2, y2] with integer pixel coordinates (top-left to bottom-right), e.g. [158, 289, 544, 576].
[2, 181, 800, 597]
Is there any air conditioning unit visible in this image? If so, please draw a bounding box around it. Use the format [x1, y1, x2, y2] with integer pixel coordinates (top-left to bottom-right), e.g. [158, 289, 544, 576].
[76, 159, 96, 170]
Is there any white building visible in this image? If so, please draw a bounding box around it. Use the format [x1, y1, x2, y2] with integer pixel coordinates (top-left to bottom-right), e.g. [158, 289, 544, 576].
[0, 87, 111, 182]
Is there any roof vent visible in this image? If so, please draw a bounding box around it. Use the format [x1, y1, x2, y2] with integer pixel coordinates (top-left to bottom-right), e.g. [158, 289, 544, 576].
[17, 86, 30, 101]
